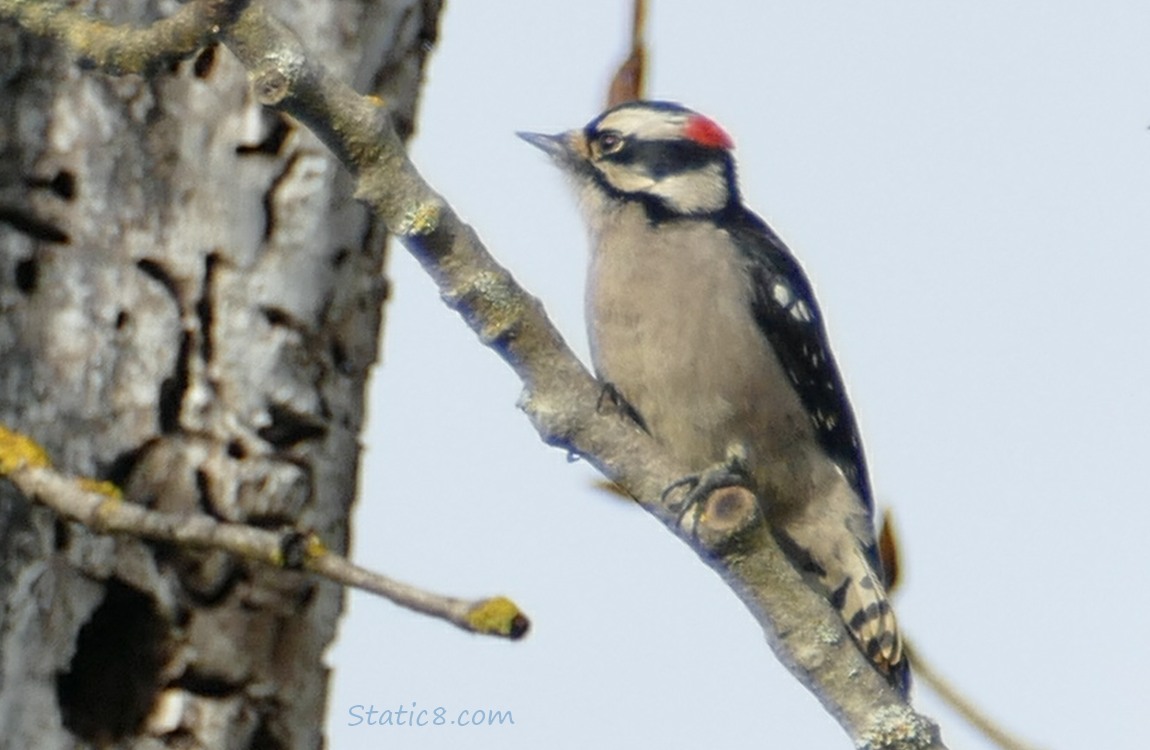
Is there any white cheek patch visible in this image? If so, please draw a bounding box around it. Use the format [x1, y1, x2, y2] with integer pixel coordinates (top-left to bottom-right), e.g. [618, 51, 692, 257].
[646, 162, 729, 214]
[598, 161, 657, 194]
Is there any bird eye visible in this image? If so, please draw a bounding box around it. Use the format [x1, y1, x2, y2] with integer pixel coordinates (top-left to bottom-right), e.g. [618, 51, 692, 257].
[596, 132, 624, 156]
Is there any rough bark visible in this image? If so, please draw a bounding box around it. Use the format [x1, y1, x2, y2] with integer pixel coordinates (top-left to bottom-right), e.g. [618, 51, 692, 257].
[0, 2, 440, 747]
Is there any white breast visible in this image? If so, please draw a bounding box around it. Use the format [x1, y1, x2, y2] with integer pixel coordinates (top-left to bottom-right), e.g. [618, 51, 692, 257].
[585, 203, 821, 504]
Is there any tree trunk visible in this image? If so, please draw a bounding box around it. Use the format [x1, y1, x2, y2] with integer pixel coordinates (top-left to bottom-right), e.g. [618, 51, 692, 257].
[0, 1, 440, 747]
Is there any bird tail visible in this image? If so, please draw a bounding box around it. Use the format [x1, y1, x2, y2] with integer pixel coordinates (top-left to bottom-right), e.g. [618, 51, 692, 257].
[830, 546, 910, 696]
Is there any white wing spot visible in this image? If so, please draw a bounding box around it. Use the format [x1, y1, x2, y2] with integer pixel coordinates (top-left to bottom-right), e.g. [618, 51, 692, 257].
[814, 409, 839, 431]
[772, 281, 792, 308]
[791, 300, 813, 323]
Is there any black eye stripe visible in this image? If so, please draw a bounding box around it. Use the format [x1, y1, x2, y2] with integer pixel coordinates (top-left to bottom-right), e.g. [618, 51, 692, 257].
[599, 139, 719, 178]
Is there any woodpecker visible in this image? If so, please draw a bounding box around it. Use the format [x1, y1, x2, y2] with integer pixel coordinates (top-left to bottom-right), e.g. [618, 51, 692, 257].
[519, 101, 909, 695]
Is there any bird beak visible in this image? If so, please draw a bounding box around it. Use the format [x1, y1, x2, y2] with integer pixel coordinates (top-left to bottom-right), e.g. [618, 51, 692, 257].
[517, 130, 588, 170]
[516, 130, 569, 157]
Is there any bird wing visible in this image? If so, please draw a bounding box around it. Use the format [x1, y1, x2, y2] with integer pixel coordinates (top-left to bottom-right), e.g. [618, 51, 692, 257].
[729, 209, 876, 515]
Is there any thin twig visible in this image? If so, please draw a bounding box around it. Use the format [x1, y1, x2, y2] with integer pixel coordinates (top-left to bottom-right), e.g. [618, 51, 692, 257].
[906, 640, 1047, 750]
[0, 425, 527, 640]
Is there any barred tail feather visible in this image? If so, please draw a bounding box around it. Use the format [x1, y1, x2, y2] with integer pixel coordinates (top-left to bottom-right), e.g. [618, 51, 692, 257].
[830, 548, 910, 696]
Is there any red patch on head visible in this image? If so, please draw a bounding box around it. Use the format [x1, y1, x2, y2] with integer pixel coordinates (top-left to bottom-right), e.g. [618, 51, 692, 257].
[683, 115, 734, 150]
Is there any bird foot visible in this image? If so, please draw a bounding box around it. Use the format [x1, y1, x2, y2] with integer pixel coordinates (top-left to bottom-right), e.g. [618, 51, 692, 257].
[662, 448, 752, 530]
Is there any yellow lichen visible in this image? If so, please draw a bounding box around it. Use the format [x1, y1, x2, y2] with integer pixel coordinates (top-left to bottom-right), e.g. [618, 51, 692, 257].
[0, 425, 52, 474]
[92, 497, 123, 529]
[467, 596, 526, 638]
[304, 532, 327, 559]
[83, 479, 124, 529]
[78, 477, 123, 500]
[396, 201, 442, 237]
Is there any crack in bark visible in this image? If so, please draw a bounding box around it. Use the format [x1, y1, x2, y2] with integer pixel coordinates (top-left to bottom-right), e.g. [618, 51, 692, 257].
[170, 670, 243, 699]
[257, 402, 328, 449]
[25, 170, 77, 201]
[158, 331, 192, 434]
[195, 251, 220, 364]
[259, 150, 302, 242]
[13, 256, 37, 294]
[102, 439, 157, 487]
[136, 258, 181, 302]
[192, 43, 217, 79]
[0, 205, 70, 243]
[235, 112, 292, 157]
[259, 304, 304, 331]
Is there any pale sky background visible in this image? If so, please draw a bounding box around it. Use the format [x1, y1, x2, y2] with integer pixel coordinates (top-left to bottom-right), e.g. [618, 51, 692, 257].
[327, 2, 1150, 748]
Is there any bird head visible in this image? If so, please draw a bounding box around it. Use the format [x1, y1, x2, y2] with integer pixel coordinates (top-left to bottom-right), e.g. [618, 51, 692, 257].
[519, 101, 739, 219]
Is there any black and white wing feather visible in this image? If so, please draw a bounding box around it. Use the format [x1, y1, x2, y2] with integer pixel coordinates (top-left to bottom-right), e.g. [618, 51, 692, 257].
[729, 208, 875, 515]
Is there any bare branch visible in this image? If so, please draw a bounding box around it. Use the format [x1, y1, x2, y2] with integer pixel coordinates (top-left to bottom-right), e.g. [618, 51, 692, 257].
[0, 426, 527, 640]
[0, 0, 248, 74]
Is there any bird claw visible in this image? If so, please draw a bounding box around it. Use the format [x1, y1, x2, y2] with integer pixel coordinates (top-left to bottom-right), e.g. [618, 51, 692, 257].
[662, 450, 752, 530]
